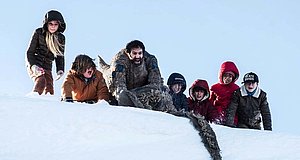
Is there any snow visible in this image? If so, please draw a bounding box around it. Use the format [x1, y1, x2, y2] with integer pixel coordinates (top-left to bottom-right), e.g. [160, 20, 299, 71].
[1, 93, 300, 160]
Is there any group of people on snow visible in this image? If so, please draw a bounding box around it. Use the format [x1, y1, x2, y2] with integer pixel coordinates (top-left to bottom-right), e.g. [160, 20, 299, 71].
[25, 10, 272, 131]
[166, 63, 272, 131]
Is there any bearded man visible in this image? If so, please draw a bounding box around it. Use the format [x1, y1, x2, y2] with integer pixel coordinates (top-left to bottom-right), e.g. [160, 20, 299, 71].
[107, 40, 168, 110]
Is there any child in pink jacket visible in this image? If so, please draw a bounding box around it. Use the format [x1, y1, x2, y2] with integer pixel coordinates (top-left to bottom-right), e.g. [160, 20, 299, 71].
[210, 61, 239, 125]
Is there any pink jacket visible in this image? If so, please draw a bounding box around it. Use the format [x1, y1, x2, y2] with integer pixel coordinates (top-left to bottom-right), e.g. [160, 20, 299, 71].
[210, 61, 239, 123]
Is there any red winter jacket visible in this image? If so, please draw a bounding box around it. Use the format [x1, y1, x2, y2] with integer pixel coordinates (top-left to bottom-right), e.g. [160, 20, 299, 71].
[188, 79, 219, 123]
[210, 61, 239, 124]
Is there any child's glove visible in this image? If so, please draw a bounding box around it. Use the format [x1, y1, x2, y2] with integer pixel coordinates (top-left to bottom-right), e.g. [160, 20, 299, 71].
[85, 100, 97, 104]
[31, 65, 45, 77]
[55, 70, 64, 81]
[62, 97, 73, 103]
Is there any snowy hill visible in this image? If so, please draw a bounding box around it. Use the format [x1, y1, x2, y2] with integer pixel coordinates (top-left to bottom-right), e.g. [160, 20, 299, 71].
[1, 94, 300, 160]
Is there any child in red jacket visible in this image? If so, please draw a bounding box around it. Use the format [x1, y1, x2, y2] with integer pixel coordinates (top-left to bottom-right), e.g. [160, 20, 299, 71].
[210, 61, 239, 125]
[188, 79, 219, 123]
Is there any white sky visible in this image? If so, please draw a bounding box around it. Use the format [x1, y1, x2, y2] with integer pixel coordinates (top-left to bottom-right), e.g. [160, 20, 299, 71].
[0, 0, 299, 135]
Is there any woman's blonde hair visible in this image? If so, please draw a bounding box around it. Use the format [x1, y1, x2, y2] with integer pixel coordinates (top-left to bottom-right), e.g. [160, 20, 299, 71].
[45, 32, 64, 57]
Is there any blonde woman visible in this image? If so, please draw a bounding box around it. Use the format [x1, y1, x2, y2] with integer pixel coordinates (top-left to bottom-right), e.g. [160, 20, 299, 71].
[26, 10, 66, 95]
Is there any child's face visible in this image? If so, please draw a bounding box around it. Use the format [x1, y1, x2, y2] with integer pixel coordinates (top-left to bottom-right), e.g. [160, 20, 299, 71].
[83, 67, 94, 78]
[47, 20, 59, 33]
[245, 81, 258, 92]
[193, 88, 205, 101]
[223, 72, 234, 84]
[171, 84, 182, 93]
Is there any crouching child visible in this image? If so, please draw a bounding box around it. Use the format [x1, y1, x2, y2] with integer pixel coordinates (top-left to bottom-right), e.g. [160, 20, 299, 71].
[61, 54, 110, 104]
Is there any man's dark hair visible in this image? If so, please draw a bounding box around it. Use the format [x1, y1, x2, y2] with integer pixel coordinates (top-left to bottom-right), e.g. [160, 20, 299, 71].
[125, 40, 145, 53]
[71, 54, 96, 74]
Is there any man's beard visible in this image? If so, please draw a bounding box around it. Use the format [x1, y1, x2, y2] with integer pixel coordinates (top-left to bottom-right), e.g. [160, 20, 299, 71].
[132, 58, 142, 65]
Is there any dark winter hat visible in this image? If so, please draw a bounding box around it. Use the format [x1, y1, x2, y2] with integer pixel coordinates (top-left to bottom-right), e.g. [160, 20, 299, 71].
[242, 72, 259, 83]
[126, 40, 145, 53]
[167, 73, 187, 92]
[43, 10, 66, 33]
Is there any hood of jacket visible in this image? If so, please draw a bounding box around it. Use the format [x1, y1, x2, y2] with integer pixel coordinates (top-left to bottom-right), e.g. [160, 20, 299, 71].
[218, 61, 239, 84]
[189, 79, 210, 101]
[240, 85, 261, 98]
[43, 10, 66, 33]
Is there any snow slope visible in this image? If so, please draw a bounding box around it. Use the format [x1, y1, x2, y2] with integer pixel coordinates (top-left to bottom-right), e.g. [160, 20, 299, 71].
[1, 93, 300, 160]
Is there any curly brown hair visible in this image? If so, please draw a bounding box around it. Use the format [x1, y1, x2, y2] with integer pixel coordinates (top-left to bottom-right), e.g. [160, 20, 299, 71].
[71, 54, 96, 74]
